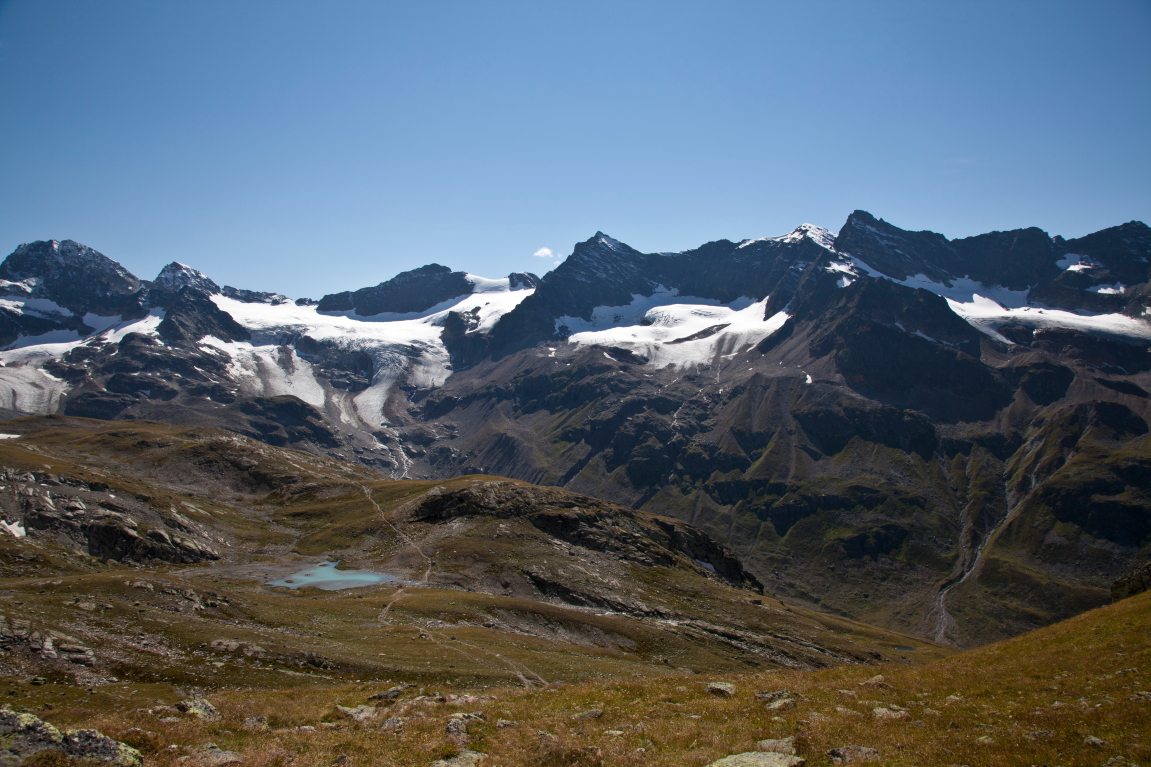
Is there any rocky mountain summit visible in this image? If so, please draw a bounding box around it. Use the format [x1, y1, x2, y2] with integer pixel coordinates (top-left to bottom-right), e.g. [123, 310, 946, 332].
[0, 212, 1148, 648]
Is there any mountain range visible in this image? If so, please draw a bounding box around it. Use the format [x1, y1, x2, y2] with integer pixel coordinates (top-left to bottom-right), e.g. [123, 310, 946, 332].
[0, 210, 1148, 648]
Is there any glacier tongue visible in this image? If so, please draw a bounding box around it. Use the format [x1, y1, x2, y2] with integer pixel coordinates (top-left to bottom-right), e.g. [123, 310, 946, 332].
[207, 290, 532, 427]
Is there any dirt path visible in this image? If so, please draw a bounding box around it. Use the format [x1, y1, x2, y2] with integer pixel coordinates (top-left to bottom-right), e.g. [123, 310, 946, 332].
[360, 483, 434, 583]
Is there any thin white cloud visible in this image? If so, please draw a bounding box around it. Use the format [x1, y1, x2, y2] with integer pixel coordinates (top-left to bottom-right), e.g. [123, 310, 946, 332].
[533, 247, 554, 258]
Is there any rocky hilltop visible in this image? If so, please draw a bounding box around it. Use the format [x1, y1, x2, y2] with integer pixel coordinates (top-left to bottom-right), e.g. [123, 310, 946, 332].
[0, 212, 1148, 647]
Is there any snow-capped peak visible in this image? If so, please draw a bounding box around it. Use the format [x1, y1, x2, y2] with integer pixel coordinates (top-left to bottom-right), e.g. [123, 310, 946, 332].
[739, 223, 836, 251]
[152, 262, 221, 295]
[593, 231, 625, 249]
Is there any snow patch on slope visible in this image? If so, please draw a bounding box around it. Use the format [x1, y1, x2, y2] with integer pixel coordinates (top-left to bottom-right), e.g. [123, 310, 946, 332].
[464, 274, 514, 293]
[565, 294, 788, 369]
[947, 297, 1151, 344]
[556, 286, 743, 334]
[0, 310, 167, 414]
[0, 296, 70, 318]
[838, 251, 1151, 343]
[201, 338, 327, 408]
[0, 520, 25, 538]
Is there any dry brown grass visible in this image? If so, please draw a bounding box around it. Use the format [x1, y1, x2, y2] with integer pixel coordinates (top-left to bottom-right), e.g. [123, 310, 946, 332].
[10, 590, 1147, 767]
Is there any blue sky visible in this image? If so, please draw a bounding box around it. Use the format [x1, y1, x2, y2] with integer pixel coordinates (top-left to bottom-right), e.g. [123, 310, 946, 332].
[1, 0, 1148, 299]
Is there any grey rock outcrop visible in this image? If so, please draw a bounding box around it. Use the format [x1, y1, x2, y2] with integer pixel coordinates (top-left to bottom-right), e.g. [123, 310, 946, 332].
[177, 698, 221, 721]
[4, 471, 221, 565]
[826, 745, 879, 764]
[707, 753, 804, 767]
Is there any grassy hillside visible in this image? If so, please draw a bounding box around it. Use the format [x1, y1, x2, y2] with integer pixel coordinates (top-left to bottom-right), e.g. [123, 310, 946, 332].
[4, 585, 1147, 766]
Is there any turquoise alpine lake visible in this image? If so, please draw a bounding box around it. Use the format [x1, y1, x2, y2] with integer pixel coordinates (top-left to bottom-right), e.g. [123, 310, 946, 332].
[268, 561, 399, 591]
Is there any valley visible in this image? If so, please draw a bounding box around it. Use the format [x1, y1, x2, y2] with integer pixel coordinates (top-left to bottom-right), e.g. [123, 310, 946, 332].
[0, 417, 1146, 766]
[0, 212, 1146, 648]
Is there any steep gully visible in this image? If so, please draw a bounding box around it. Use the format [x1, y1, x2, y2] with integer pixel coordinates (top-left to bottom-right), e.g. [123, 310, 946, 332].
[923, 465, 1043, 644]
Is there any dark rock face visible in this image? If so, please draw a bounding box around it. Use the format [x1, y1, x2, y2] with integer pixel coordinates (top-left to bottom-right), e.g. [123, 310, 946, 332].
[951, 227, 1060, 291]
[792, 402, 938, 459]
[0, 305, 88, 349]
[488, 227, 838, 356]
[508, 272, 541, 290]
[0, 239, 149, 346]
[1004, 360, 1075, 406]
[233, 395, 340, 447]
[834, 210, 962, 283]
[156, 287, 251, 346]
[791, 277, 1008, 422]
[150, 261, 221, 297]
[1112, 560, 1151, 601]
[1062, 221, 1151, 287]
[221, 285, 291, 304]
[1025, 329, 1151, 372]
[833, 212, 1151, 319]
[63, 392, 140, 420]
[318, 263, 473, 316]
[0, 239, 143, 317]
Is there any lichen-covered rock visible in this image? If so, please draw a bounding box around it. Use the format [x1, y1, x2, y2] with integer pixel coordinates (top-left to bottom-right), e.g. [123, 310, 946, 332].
[187, 742, 243, 766]
[336, 704, 380, 723]
[430, 750, 486, 767]
[177, 698, 221, 721]
[872, 706, 910, 721]
[0, 709, 142, 766]
[0, 708, 64, 759]
[858, 675, 893, 689]
[446, 716, 469, 747]
[707, 682, 736, 697]
[63, 729, 144, 767]
[380, 717, 404, 733]
[570, 708, 603, 721]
